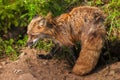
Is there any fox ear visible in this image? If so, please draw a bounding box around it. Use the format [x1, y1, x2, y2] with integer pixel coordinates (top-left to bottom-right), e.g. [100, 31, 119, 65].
[46, 12, 52, 20]
[45, 12, 54, 28]
[38, 18, 47, 27]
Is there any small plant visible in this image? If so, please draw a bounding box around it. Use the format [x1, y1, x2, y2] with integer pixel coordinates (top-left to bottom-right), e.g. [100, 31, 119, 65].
[0, 35, 27, 60]
[0, 38, 17, 60]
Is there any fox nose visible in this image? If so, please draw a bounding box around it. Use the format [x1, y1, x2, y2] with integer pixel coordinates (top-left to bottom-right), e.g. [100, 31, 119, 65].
[26, 41, 33, 47]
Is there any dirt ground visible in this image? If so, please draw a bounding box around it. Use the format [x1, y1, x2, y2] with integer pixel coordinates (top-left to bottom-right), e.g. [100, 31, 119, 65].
[0, 48, 120, 80]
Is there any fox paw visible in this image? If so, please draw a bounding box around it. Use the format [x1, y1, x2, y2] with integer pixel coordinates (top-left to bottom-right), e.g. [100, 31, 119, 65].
[37, 54, 53, 59]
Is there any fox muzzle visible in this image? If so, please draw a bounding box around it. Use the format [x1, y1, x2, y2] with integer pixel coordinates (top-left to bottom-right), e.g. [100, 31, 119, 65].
[26, 41, 34, 48]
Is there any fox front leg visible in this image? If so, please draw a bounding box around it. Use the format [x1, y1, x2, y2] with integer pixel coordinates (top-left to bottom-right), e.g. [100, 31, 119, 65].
[66, 46, 78, 66]
[38, 44, 61, 59]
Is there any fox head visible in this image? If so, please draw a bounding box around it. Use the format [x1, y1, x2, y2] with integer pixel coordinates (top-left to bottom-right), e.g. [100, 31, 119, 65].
[26, 13, 55, 47]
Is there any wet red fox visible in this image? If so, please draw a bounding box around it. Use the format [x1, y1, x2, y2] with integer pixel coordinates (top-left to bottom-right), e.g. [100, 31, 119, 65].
[26, 6, 106, 75]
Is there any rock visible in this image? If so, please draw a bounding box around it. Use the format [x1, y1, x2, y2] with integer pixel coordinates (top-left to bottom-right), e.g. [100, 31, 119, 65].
[14, 69, 22, 74]
[18, 73, 37, 80]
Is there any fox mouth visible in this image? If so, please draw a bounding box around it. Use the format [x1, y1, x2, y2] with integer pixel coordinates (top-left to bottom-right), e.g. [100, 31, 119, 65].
[26, 41, 34, 48]
[26, 33, 53, 48]
[26, 38, 39, 48]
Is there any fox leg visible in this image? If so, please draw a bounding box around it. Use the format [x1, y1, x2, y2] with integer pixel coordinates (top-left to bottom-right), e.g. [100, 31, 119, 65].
[69, 46, 78, 61]
[38, 44, 61, 59]
[72, 32, 105, 75]
[66, 46, 79, 66]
